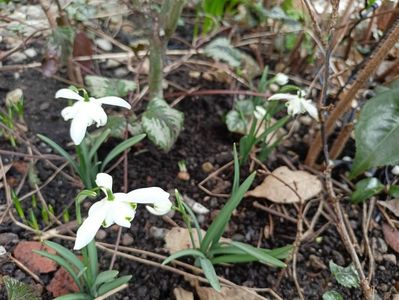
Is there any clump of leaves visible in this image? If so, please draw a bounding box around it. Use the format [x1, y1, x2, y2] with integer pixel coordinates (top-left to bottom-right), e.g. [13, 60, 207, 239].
[323, 260, 360, 299]
[2, 276, 41, 300]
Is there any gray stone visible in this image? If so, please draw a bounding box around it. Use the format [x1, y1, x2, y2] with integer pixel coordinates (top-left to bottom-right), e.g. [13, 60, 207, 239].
[149, 226, 168, 239]
[24, 48, 37, 58]
[122, 233, 134, 246]
[382, 254, 397, 265]
[8, 52, 27, 63]
[114, 67, 129, 77]
[95, 229, 107, 240]
[39, 102, 50, 110]
[95, 38, 112, 51]
[105, 59, 121, 69]
[0, 233, 19, 246]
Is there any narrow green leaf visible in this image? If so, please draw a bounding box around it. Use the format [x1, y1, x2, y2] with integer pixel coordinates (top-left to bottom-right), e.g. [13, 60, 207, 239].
[54, 293, 91, 300]
[350, 177, 384, 204]
[101, 134, 146, 171]
[162, 249, 206, 265]
[229, 241, 286, 268]
[199, 257, 221, 292]
[89, 129, 111, 160]
[200, 172, 256, 252]
[44, 241, 85, 273]
[97, 275, 132, 296]
[33, 250, 82, 290]
[232, 144, 240, 194]
[37, 134, 79, 174]
[87, 240, 98, 282]
[94, 270, 119, 288]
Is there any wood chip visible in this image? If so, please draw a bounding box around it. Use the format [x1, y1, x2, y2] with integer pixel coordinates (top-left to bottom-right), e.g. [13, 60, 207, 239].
[196, 286, 258, 300]
[382, 223, 399, 254]
[378, 199, 399, 217]
[173, 287, 194, 300]
[246, 166, 322, 203]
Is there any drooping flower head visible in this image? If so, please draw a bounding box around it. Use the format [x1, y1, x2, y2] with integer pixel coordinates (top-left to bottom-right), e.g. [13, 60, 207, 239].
[74, 173, 172, 250]
[268, 90, 319, 121]
[55, 88, 131, 145]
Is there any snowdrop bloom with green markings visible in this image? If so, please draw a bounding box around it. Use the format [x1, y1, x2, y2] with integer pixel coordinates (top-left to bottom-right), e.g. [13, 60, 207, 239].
[274, 73, 289, 86]
[74, 173, 172, 250]
[55, 88, 131, 145]
[268, 91, 319, 121]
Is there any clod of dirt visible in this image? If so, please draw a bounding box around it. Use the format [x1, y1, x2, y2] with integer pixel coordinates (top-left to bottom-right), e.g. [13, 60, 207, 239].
[382, 223, 399, 254]
[47, 267, 79, 297]
[173, 287, 194, 300]
[196, 286, 258, 300]
[13, 241, 57, 274]
[246, 166, 322, 203]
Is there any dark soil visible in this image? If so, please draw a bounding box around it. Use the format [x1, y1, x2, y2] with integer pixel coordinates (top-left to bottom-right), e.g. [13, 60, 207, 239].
[1, 67, 398, 300]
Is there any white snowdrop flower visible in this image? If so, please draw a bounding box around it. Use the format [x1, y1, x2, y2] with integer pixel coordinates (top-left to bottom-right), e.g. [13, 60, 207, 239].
[392, 165, 399, 176]
[254, 106, 267, 120]
[74, 173, 171, 250]
[55, 88, 131, 145]
[268, 91, 319, 121]
[274, 73, 289, 86]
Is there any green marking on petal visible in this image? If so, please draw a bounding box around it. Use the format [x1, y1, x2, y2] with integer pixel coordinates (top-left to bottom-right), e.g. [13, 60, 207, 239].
[125, 216, 133, 221]
[130, 203, 137, 210]
[102, 220, 107, 227]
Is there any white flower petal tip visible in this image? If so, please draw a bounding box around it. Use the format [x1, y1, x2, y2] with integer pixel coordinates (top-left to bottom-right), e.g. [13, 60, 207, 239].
[274, 73, 289, 86]
[55, 89, 84, 101]
[254, 106, 267, 120]
[269, 91, 319, 121]
[96, 96, 131, 109]
[95, 173, 113, 191]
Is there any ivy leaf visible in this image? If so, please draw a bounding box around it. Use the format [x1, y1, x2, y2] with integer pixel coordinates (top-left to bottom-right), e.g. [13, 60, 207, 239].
[329, 261, 360, 288]
[3, 276, 40, 300]
[322, 290, 344, 300]
[350, 87, 399, 178]
[142, 98, 184, 152]
[350, 177, 384, 204]
[85, 75, 136, 98]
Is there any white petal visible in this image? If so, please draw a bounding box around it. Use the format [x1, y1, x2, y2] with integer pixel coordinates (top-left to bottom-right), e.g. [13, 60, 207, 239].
[70, 111, 89, 145]
[55, 89, 84, 101]
[145, 198, 172, 215]
[96, 96, 131, 109]
[268, 93, 299, 102]
[74, 209, 106, 250]
[95, 173, 113, 192]
[111, 202, 136, 227]
[61, 104, 79, 121]
[127, 187, 170, 204]
[303, 100, 319, 121]
[89, 104, 108, 127]
[274, 73, 289, 86]
[286, 98, 302, 116]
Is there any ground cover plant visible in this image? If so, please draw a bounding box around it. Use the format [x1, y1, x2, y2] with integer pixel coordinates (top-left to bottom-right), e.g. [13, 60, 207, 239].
[1, 0, 399, 299]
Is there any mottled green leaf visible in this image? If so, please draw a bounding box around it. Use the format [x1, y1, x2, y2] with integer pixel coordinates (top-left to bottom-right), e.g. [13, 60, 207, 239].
[3, 276, 40, 300]
[85, 75, 136, 98]
[329, 261, 360, 288]
[142, 98, 184, 152]
[322, 290, 344, 300]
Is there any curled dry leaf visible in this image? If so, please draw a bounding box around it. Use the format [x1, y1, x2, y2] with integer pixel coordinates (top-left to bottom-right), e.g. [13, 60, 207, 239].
[173, 287, 194, 300]
[164, 227, 230, 254]
[196, 286, 258, 300]
[378, 200, 399, 218]
[246, 166, 322, 203]
[382, 223, 399, 254]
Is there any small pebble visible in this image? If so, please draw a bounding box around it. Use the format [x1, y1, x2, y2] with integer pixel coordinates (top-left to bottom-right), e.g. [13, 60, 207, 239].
[24, 48, 38, 58]
[392, 165, 399, 176]
[114, 67, 129, 77]
[201, 162, 214, 173]
[95, 38, 113, 51]
[95, 229, 107, 240]
[122, 233, 134, 246]
[149, 226, 168, 239]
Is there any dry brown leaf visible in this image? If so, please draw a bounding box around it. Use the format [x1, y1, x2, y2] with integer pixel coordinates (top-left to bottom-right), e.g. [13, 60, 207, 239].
[196, 286, 258, 300]
[173, 287, 194, 300]
[165, 227, 230, 254]
[246, 166, 322, 203]
[382, 223, 399, 254]
[378, 200, 399, 217]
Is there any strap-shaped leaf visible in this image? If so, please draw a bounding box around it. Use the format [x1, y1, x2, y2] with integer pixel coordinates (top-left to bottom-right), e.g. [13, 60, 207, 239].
[33, 250, 83, 290]
[199, 257, 221, 292]
[229, 241, 286, 268]
[200, 172, 256, 253]
[54, 293, 91, 300]
[94, 270, 119, 288]
[162, 249, 206, 265]
[100, 134, 146, 171]
[89, 129, 111, 159]
[44, 241, 85, 272]
[37, 134, 79, 174]
[97, 275, 132, 296]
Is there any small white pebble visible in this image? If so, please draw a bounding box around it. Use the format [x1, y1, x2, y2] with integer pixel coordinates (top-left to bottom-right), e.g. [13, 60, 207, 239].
[392, 165, 399, 176]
